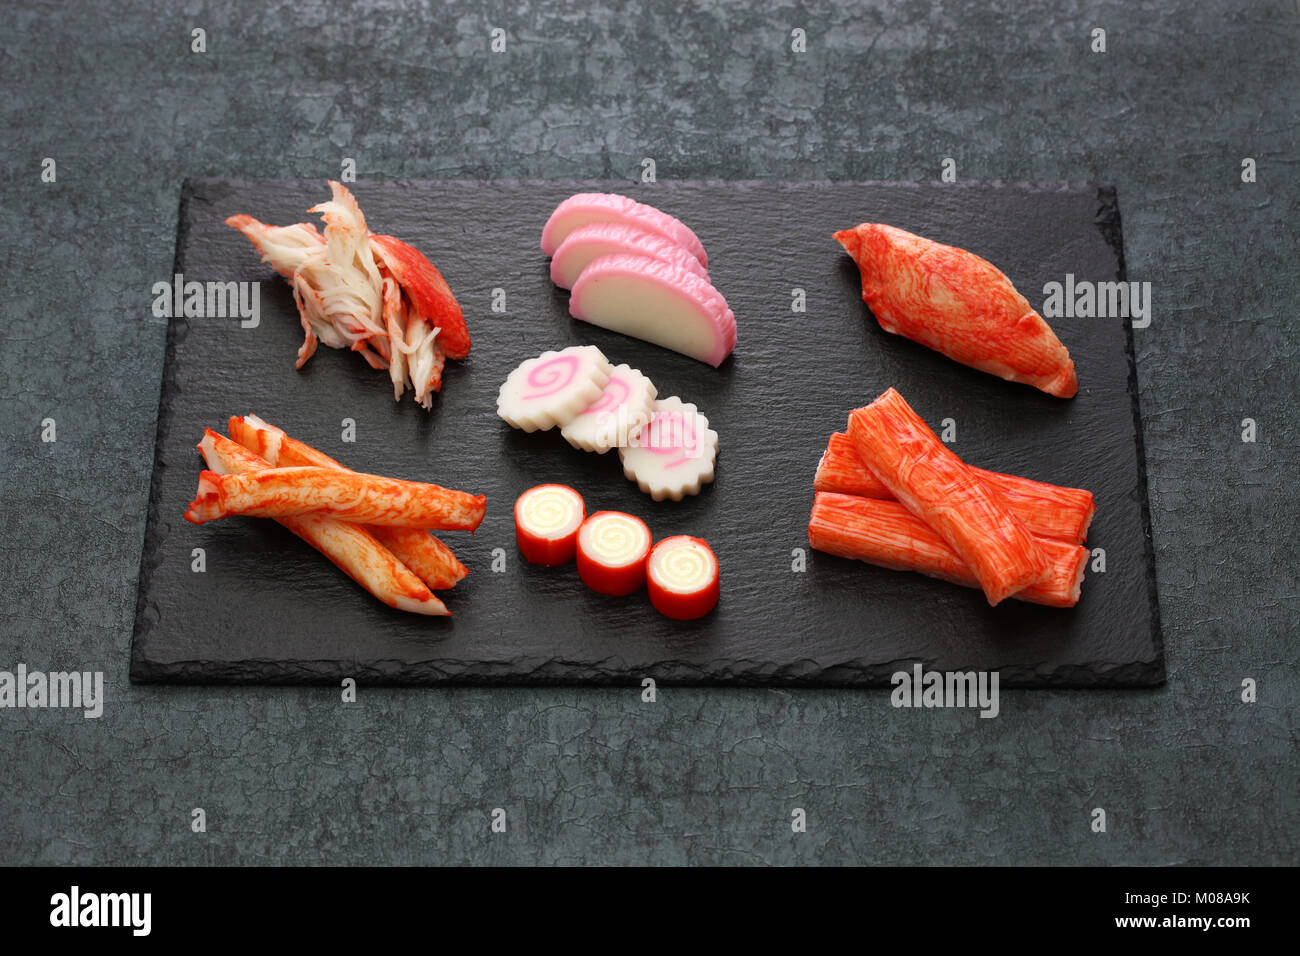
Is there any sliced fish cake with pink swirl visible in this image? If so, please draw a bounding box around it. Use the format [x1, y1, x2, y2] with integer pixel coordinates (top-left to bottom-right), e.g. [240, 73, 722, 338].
[496, 345, 613, 432]
[619, 396, 719, 501]
[569, 255, 737, 367]
[550, 223, 710, 290]
[561, 363, 658, 454]
[540, 193, 708, 268]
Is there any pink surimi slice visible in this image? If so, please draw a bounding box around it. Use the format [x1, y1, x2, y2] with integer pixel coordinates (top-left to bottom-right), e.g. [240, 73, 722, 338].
[540, 193, 709, 269]
[550, 222, 711, 290]
[568, 254, 738, 367]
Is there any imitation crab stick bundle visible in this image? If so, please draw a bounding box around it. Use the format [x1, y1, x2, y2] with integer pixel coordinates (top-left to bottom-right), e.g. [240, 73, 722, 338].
[834, 223, 1078, 398]
[847, 388, 1050, 605]
[809, 493, 1088, 608]
[227, 415, 468, 590]
[514, 484, 587, 566]
[814, 431, 1096, 544]
[576, 511, 652, 596]
[197, 430, 449, 616]
[646, 536, 720, 620]
[184, 467, 486, 530]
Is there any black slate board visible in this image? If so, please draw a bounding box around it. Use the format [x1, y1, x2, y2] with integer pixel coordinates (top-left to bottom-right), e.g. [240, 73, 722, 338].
[131, 179, 1163, 687]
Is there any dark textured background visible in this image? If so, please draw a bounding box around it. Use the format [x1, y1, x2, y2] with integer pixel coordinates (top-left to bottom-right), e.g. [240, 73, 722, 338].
[1, 1, 1296, 864]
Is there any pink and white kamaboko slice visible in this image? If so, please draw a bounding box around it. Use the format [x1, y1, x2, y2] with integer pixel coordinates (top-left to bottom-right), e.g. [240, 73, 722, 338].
[497, 345, 613, 432]
[569, 255, 737, 367]
[540, 193, 708, 269]
[560, 363, 658, 454]
[550, 222, 710, 290]
[619, 396, 719, 501]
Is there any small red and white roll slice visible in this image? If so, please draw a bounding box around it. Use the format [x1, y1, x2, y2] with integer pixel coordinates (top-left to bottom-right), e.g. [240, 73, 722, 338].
[646, 535, 720, 620]
[514, 484, 586, 566]
[576, 511, 652, 596]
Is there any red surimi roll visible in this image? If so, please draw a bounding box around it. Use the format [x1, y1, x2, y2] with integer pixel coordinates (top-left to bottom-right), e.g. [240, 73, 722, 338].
[576, 511, 652, 595]
[514, 484, 586, 566]
[647, 535, 720, 620]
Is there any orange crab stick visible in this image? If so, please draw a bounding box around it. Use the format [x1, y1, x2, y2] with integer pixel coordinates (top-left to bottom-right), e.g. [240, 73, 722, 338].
[848, 388, 1050, 605]
[514, 484, 586, 566]
[227, 415, 468, 590]
[184, 467, 486, 530]
[814, 432, 1096, 544]
[576, 511, 652, 596]
[197, 430, 448, 616]
[834, 223, 1078, 398]
[809, 493, 1087, 608]
[646, 536, 720, 620]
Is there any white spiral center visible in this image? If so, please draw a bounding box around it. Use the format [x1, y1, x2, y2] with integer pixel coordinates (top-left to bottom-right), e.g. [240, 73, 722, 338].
[649, 537, 715, 591]
[518, 486, 583, 538]
[581, 513, 650, 566]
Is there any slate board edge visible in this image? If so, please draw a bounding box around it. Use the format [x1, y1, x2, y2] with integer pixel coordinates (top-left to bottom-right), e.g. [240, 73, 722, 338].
[1101, 183, 1167, 686]
[129, 183, 194, 684]
[128, 178, 1164, 690]
[127, 655, 1164, 688]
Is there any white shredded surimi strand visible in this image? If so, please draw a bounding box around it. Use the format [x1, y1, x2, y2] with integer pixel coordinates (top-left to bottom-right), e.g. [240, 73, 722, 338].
[381, 276, 407, 401]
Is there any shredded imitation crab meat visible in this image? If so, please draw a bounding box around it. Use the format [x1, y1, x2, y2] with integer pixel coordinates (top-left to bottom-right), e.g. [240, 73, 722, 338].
[226, 181, 470, 408]
[197, 429, 449, 616]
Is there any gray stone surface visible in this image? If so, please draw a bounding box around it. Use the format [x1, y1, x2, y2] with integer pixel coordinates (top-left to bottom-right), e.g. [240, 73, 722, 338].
[1, 0, 1296, 865]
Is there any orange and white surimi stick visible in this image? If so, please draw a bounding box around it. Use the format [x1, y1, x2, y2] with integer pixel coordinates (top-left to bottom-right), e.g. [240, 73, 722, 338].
[184, 467, 486, 530]
[197, 430, 448, 616]
[848, 388, 1050, 605]
[814, 432, 1096, 544]
[809, 493, 1087, 608]
[227, 415, 468, 590]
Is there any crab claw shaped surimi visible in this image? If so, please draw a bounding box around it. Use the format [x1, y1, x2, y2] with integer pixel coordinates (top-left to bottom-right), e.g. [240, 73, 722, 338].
[550, 222, 710, 290]
[834, 223, 1078, 399]
[370, 233, 470, 360]
[568, 254, 737, 367]
[540, 193, 708, 269]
